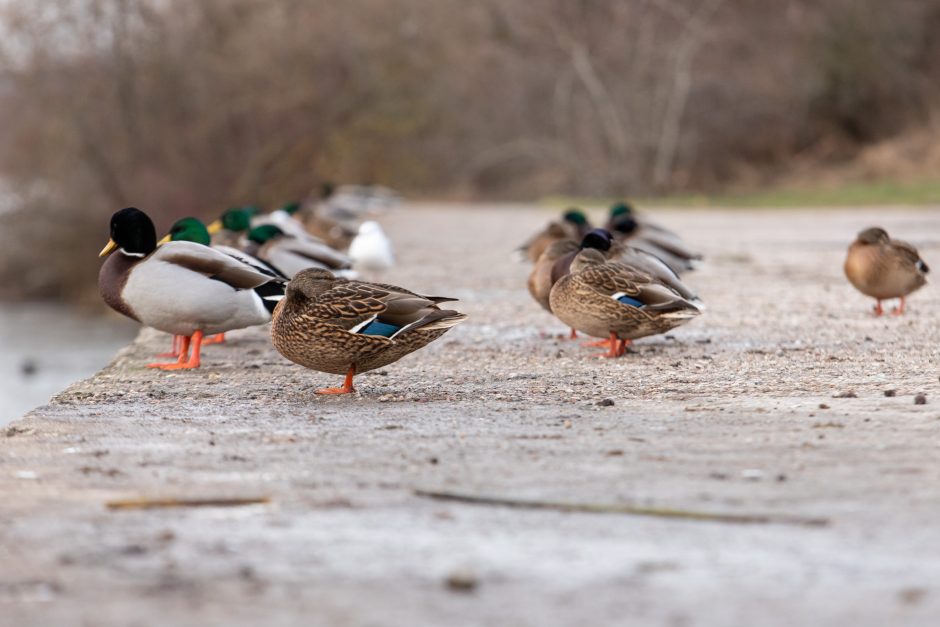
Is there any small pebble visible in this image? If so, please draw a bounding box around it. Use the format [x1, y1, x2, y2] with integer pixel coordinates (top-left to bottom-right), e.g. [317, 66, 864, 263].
[818, 403, 829, 410]
[832, 390, 858, 398]
[884, 389, 897, 397]
[596, 398, 615, 407]
[444, 569, 478, 593]
[914, 394, 927, 405]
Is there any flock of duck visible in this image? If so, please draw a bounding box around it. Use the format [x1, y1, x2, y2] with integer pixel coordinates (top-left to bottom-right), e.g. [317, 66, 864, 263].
[97, 194, 930, 395]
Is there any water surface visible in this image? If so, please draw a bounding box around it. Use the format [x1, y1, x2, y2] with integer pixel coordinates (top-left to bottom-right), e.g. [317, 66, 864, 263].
[0, 304, 137, 426]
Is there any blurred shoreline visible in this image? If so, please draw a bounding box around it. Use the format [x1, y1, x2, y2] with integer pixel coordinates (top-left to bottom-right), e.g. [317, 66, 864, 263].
[0, 303, 137, 426]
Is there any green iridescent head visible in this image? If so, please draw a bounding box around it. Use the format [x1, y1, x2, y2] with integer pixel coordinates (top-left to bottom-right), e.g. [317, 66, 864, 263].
[167, 217, 211, 246]
[562, 209, 588, 225]
[217, 208, 253, 233]
[609, 202, 634, 218]
[247, 224, 284, 244]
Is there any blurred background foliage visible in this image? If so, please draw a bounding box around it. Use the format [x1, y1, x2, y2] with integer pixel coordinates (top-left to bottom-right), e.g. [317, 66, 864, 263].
[1, 0, 940, 300]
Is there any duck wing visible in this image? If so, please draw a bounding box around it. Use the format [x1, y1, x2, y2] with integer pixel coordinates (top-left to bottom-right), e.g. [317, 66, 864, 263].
[153, 241, 281, 289]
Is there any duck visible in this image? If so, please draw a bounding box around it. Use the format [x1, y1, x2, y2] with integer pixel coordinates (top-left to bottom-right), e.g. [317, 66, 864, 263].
[250, 201, 315, 241]
[298, 191, 358, 250]
[608, 214, 701, 274]
[270, 268, 467, 394]
[160, 217, 288, 350]
[243, 224, 355, 279]
[516, 208, 593, 262]
[348, 221, 395, 277]
[844, 226, 929, 315]
[98, 208, 285, 369]
[549, 248, 703, 358]
[529, 229, 701, 340]
[206, 207, 255, 248]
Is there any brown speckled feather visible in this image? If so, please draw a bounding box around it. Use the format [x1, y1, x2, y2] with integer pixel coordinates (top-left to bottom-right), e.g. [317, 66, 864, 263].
[549, 250, 702, 341]
[271, 269, 466, 375]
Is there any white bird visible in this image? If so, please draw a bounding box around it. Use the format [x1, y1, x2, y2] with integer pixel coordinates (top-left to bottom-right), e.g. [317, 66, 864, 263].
[348, 221, 395, 277]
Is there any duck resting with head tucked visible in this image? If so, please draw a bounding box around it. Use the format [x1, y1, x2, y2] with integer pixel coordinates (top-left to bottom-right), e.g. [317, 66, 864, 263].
[516, 208, 593, 262]
[271, 268, 467, 395]
[98, 208, 285, 369]
[844, 226, 929, 316]
[549, 248, 703, 358]
[528, 229, 700, 341]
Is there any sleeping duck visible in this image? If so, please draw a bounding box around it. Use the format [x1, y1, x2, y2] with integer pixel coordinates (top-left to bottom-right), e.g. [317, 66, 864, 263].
[243, 224, 354, 279]
[549, 249, 703, 358]
[844, 226, 929, 315]
[271, 268, 467, 395]
[99, 208, 285, 369]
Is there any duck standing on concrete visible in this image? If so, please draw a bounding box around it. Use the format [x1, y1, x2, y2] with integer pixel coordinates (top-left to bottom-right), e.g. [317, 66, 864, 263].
[844, 227, 929, 315]
[549, 249, 703, 358]
[98, 208, 285, 369]
[160, 217, 287, 349]
[348, 221, 395, 278]
[271, 268, 466, 395]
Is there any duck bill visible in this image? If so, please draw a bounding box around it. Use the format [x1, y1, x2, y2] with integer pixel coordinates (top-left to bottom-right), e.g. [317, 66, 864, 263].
[206, 220, 223, 235]
[99, 239, 118, 257]
[157, 234, 171, 245]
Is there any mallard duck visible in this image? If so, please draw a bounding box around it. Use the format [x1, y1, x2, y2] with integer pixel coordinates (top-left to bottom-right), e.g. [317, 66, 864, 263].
[271, 268, 467, 394]
[608, 214, 701, 274]
[160, 217, 287, 350]
[516, 208, 592, 262]
[251, 201, 315, 241]
[243, 225, 354, 278]
[99, 208, 285, 369]
[530, 229, 700, 341]
[549, 249, 702, 358]
[844, 227, 929, 315]
[207, 207, 255, 248]
[348, 221, 395, 276]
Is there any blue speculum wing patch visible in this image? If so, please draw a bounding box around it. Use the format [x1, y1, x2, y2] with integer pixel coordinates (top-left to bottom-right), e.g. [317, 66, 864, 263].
[358, 320, 401, 337]
[616, 295, 645, 308]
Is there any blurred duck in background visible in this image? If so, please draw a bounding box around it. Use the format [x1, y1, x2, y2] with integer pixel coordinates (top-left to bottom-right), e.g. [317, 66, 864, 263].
[243, 225, 355, 279]
[348, 221, 395, 279]
[98, 208, 285, 369]
[516, 208, 591, 262]
[844, 227, 929, 316]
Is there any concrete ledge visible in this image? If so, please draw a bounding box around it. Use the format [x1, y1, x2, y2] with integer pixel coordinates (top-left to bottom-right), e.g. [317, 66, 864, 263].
[4, 205, 940, 626]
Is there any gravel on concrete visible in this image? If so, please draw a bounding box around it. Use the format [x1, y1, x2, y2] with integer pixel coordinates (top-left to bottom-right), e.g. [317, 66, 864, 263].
[3, 204, 940, 626]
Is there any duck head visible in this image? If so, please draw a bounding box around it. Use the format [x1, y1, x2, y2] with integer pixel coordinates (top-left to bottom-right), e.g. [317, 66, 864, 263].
[99, 207, 157, 258]
[160, 217, 211, 246]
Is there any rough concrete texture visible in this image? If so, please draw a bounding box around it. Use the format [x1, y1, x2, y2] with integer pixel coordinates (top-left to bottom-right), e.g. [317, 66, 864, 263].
[3, 204, 940, 627]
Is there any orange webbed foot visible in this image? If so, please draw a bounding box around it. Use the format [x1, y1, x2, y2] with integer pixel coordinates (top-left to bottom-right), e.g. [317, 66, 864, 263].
[202, 333, 226, 345]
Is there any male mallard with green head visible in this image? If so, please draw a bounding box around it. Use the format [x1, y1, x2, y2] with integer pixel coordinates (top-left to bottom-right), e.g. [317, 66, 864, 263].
[271, 268, 467, 395]
[844, 227, 929, 316]
[99, 208, 285, 369]
[244, 224, 354, 278]
[549, 249, 702, 358]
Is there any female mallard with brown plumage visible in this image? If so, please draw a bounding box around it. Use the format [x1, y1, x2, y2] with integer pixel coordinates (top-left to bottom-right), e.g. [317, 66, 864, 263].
[844, 227, 929, 315]
[271, 268, 467, 394]
[549, 249, 703, 358]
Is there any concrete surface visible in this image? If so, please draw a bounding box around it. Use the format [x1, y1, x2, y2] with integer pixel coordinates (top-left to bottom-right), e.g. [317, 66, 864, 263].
[3, 204, 940, 627]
